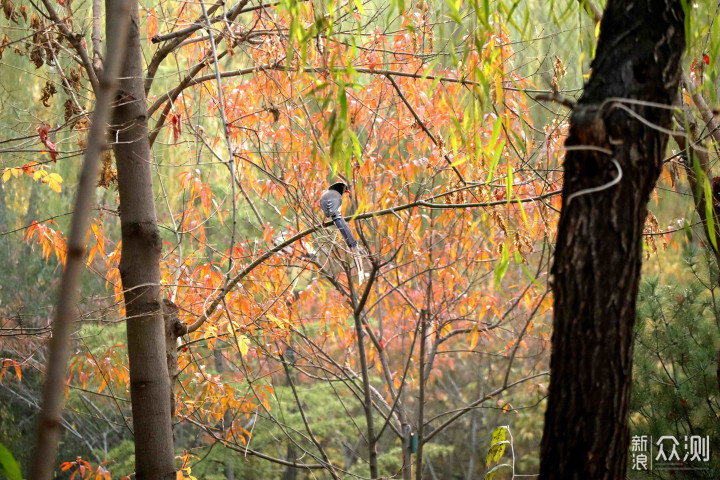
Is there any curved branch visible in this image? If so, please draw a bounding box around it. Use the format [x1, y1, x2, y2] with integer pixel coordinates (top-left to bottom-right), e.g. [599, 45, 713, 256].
[385, 74, 467, 184]
[182, 187, 561, 334]
[144, 0, 249, 94]
[422, 371, 549, 445]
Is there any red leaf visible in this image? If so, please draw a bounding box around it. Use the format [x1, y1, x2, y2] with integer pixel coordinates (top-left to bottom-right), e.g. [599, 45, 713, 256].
[368, 52, 377, 73]
[703, 54, 710, 66]
[170, 113, 181, 143]
[38, 124, 58, 162]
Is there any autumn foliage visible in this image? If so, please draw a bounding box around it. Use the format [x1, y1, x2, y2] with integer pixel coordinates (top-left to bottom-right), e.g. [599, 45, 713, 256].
[1, 0, 718, 477]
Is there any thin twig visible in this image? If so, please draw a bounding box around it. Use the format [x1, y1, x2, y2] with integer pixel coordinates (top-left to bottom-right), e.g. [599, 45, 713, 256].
[182, 187, 562, 334]
[38, 0, 100, 92]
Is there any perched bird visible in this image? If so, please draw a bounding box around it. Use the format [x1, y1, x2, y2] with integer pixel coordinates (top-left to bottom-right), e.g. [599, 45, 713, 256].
[320, 182, 357, 247]
[319, 181, 365, 282]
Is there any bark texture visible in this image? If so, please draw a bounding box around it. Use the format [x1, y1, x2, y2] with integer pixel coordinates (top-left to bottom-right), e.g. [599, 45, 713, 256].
[539, 1, 685, 479]
[108, 0, 176, 477]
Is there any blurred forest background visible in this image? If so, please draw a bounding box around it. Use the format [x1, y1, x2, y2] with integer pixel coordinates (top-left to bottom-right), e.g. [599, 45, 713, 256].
[0, 0, 719, 478]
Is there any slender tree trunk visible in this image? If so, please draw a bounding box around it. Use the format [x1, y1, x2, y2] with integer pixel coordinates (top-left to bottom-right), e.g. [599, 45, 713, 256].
[354, 315, 379, 479]
[28, 0, 131, 475]
[415, 310, 427, 480]
[538, 1, 684, 479]
[401, 423, 412, 480]
[540, 0, 685, 480]
[108, 0, 176, 477]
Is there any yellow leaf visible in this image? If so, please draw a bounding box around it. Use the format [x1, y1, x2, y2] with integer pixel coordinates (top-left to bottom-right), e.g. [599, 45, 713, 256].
[267, 313, 285, 329]
[441, 323, 451, 337]
[469, 328, 480, 350]
[237, 335, 250, 357]
[2, 169, 10, 182]
[46, 173, 63, 192]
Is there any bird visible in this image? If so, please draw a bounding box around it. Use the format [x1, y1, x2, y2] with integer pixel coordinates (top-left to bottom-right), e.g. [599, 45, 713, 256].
[320, 182, 357, 247]
[319, 181, 365, 283]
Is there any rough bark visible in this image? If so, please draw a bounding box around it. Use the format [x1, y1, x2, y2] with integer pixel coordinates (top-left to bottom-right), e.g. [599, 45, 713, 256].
[108, 0, 176, 476]
[163, 299, 185, 419]
[539, 1, 685, 479]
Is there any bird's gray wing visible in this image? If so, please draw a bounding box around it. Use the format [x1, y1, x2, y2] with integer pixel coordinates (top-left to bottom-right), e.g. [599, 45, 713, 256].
[320, 189, 357, 247]
[319, 190, 342, 217]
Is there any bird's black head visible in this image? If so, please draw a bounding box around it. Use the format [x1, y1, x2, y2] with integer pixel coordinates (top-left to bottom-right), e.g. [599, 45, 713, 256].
[329, 182, 349, 195]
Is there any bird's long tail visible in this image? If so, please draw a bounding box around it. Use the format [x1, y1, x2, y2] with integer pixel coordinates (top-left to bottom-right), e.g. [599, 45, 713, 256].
[352, 246, 366, 285]
[332, 215, 365, 283]
[332, 216, 357, 248]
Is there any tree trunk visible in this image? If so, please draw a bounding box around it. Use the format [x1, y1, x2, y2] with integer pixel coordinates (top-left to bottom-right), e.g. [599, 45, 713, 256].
[108, 0, 176, 477]
[539, 1, 684, 479]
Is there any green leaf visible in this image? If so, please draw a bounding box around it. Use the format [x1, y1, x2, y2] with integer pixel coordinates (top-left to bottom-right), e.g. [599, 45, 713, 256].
[490, 425, 507, 445]
[353, 0, 364, 14]
[486, 426, 510, 469]
[513, 250, 522, 264]
[505, 163, 513, 207]
[703, 175, 718, 250]
[515, 194, 530, 228]
[521, 264, 544, 288]
[349, 130, 362, 163]
[484, 463, 512, 480]
[486, 139, 505, 184]
[494, 244, 509, 290]
[489, 115, 503, 147]
[0, 443, 22, 480]
[683, 218, 693, 243]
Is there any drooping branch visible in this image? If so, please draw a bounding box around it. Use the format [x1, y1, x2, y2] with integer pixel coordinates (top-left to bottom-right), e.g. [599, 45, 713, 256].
[385, 74, 471, 187]
[147, 64, 559, 141]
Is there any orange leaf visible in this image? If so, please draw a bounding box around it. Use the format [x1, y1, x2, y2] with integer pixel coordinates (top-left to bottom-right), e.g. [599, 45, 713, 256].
[146, 9, 158, 45]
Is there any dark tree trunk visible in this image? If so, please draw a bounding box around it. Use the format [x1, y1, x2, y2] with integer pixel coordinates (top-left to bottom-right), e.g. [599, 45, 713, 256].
[108, 0, 176, 477]
[539, 1, 685, 480]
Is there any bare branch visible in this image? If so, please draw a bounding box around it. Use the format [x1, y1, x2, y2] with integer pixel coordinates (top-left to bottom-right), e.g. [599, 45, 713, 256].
[39, 0, 100, 92]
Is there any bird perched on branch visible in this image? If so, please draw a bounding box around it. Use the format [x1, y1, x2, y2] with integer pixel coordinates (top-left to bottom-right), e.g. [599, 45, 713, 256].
[319, 181, 365, 283]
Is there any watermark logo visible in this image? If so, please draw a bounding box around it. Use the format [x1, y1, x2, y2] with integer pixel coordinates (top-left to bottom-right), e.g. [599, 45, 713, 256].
[630, 435, 710, 472]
